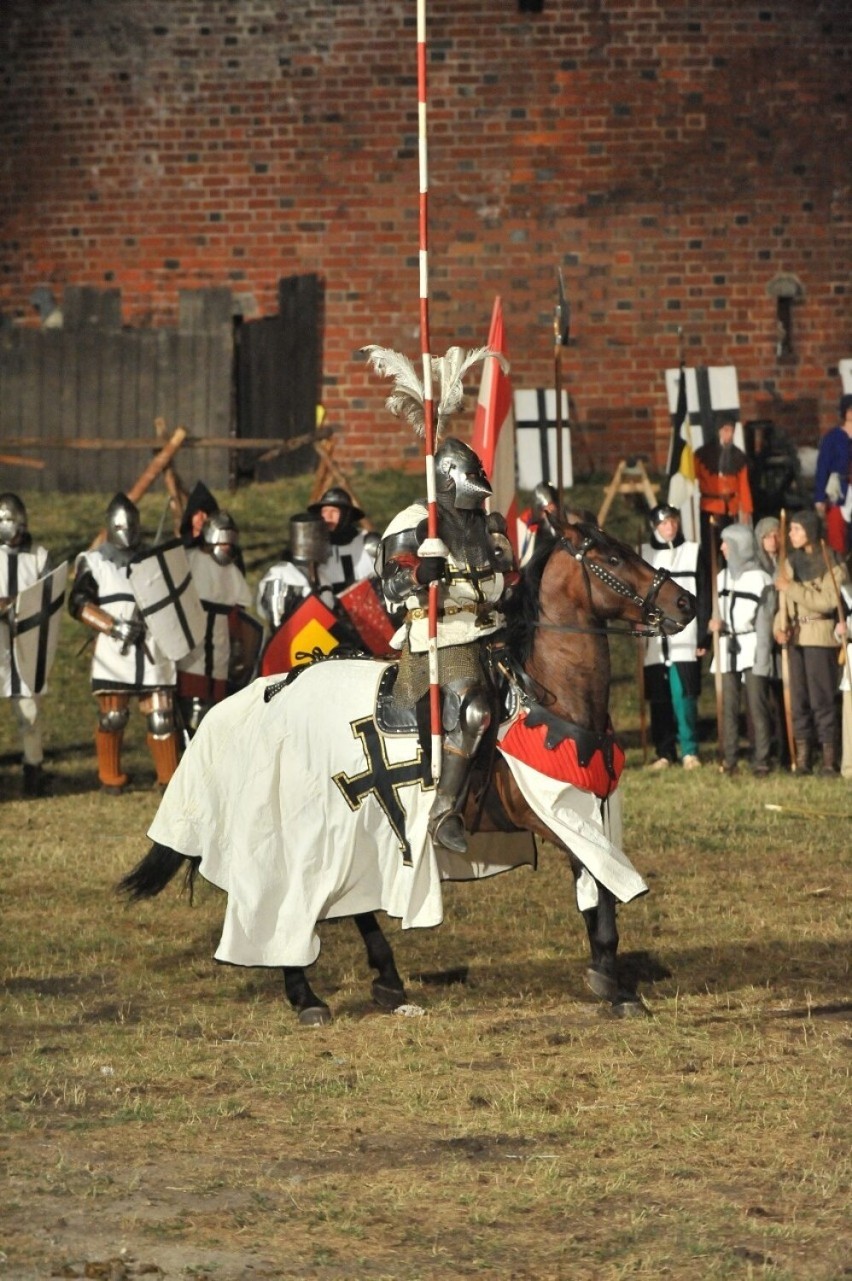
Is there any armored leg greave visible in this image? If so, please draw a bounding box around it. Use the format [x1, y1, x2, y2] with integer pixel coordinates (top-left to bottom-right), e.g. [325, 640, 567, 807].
[428, 678, 492, 855]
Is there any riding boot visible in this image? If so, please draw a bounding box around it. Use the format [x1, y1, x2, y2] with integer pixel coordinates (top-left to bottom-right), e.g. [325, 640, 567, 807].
[428, 748, 475, 855]
[96, 728, 129, 793]
[147, 732, 179, 789]
[794, 738, 812, 776]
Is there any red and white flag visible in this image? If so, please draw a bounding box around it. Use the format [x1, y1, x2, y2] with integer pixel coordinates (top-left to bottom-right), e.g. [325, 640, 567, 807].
[472, 296, 519, 555]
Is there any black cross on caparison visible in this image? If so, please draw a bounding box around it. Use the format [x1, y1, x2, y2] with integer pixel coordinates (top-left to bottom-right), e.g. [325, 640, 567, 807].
[333, 716, 432, 866]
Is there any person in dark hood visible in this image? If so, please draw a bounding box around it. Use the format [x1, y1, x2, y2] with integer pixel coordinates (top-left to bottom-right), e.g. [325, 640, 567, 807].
[640, 504, 711, 771]
[306, 486, 375, 596]
[179, 481, 219, 548]
[774, 509, 847, 775]
[708, 524, 775, 775]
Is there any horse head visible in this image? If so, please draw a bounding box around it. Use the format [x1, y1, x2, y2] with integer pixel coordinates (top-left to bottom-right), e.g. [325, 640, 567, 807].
[541, 520, 696, 637]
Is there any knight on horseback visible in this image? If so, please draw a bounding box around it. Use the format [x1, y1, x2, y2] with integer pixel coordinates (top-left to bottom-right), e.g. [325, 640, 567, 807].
[377, 437, 518, 855]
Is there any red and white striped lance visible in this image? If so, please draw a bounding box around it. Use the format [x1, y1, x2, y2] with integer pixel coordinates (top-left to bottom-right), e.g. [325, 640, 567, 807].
[416, 0, 445, 780]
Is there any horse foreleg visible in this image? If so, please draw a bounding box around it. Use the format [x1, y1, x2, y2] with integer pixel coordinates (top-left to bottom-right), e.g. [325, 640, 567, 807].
[353, 912, 408, 1011]
[283, 966, 332, 1026]
[580, 881, 647, 1019]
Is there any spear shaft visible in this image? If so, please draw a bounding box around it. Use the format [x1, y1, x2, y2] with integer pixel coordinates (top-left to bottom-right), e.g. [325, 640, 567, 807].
[777, 509, 797, 771]
[417, 0, 443, 780]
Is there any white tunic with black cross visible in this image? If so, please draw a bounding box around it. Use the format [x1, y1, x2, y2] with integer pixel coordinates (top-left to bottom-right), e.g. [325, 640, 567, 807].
[321, 532, 376, 598]
[0, 543, 50, 698]
[710, 564, 773, 676]
[640, 540, 700, 667]
[178, 550, 253, 682]
[75, 548, 176, 692]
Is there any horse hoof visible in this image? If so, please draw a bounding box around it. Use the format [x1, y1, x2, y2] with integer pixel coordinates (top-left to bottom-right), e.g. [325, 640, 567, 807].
[298, 1005, 332, 1027]
[585, 966, 619, 1003]
[372, 980, 407, 1011]
[612, 995, 649, 1019]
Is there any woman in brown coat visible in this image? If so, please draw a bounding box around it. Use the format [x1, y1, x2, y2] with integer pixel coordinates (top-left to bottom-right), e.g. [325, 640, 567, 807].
[774, 510, 846, 774]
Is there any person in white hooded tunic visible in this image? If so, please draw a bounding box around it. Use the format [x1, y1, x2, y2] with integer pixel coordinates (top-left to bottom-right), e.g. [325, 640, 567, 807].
[708, 523, 775, 775]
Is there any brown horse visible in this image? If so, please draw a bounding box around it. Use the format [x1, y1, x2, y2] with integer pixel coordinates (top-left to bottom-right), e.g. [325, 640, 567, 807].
[119, 519, 695, 1021]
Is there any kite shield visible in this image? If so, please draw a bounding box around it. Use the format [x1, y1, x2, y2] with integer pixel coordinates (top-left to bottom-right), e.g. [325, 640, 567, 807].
[129, 539, 206, 661]
[11, 561, 69, 695]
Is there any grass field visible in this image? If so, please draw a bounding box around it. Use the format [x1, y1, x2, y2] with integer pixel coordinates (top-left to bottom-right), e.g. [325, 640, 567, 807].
[1, 473, 850, 1280]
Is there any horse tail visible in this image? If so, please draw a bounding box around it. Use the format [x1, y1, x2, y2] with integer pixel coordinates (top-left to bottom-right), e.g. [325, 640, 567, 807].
[117, 842, 200, 902]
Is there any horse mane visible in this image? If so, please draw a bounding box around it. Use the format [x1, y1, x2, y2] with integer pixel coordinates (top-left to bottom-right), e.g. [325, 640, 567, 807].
[503, 536, 559, 662]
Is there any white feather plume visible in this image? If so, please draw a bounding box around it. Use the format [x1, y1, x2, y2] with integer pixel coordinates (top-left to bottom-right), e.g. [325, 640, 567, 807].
[363, 344, 509, 438]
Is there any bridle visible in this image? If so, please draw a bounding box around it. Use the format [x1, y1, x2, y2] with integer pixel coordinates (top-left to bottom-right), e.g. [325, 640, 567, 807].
[534, 532, 676, 638]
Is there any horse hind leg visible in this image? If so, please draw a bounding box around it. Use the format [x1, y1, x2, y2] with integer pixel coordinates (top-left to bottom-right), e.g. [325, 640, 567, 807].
[283, 967, 332, 1026]
[353, 912, 408, 1011]
[581, 884, 647, 1019]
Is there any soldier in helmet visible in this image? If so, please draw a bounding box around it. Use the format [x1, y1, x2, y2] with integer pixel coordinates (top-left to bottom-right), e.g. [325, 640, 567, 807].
[69, 493, 179, 794]
[640, 503, 710, 771]
[306, 486, 375, 596]
[176, 511, 254, 738]
[377, 437, 518, 854]
[517, 481, 563, 566]
[256, 512, 336, 632]
[0, 493, 54, 796]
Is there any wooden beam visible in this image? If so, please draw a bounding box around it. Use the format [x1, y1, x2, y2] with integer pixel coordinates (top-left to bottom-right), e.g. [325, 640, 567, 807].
[0, 427, 334, 452]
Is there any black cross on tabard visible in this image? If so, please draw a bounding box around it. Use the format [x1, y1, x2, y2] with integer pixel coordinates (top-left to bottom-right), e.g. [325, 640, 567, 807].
[12, 573, 65, 695]
[333, 716, 432, 866]
[135, 544, 196, 649]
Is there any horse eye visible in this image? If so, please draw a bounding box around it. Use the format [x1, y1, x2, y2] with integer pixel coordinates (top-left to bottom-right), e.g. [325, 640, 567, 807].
[608, 555, 620, 566]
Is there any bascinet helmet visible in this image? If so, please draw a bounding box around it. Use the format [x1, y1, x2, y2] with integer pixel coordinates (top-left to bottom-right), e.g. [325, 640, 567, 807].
[649, 503, 680, 531]
[533, 482, 558, 515]
[434, 438, 492, 511]
[105, 493, 142, 552]
[201, 510, 240, 566]
[289, 512, 329, 565]
[0, 493, 28, 546]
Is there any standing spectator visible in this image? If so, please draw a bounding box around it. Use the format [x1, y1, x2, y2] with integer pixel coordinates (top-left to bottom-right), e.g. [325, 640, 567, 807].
[640, 504, 711, 771]
[694, 411, 753, 562]
[306, 487, 375, 596]
[708, 524, 775, 776]
[69, 494, 179, 794]
[0, 494, 53, 796]
[176, 511, 253, 739]
[754, 515, 789, 765]
[837, 585, 852, 780]
[774, 509, 847, 775]
[814, 393, 852, 557]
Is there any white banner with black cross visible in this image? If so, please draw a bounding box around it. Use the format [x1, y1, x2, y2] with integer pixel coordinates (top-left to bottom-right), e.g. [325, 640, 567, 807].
[11, 561, 68, 696]
[513, 389, 573, 492]
[664, 365, 745, 453]
[128, 540, 206, 662]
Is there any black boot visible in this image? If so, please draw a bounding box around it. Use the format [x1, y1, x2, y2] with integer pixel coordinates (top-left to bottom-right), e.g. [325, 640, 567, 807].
[22, 763, 50, 797]
[428, 750, 474, 855]
[817, 742, 838, 776]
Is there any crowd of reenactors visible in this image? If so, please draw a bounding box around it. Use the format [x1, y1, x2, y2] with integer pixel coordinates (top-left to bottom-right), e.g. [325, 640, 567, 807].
[0, 391, 849, 801]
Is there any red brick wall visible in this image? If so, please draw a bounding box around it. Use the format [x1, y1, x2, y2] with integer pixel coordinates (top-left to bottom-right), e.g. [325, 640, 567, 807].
[1, 0, 850, 476]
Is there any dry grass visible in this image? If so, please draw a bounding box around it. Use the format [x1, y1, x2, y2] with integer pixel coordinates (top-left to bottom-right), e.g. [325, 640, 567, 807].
[0, 476, 850, 1280]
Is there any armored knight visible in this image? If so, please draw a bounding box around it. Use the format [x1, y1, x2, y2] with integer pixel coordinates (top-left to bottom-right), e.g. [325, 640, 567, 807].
[378, 437, 517, 855]
[0, 494, 54, 796]
[69, 493, 179, 793]
[176, 511, 253, 738]
[256, 512, 336, 630]
[518, 481, 562, 566]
